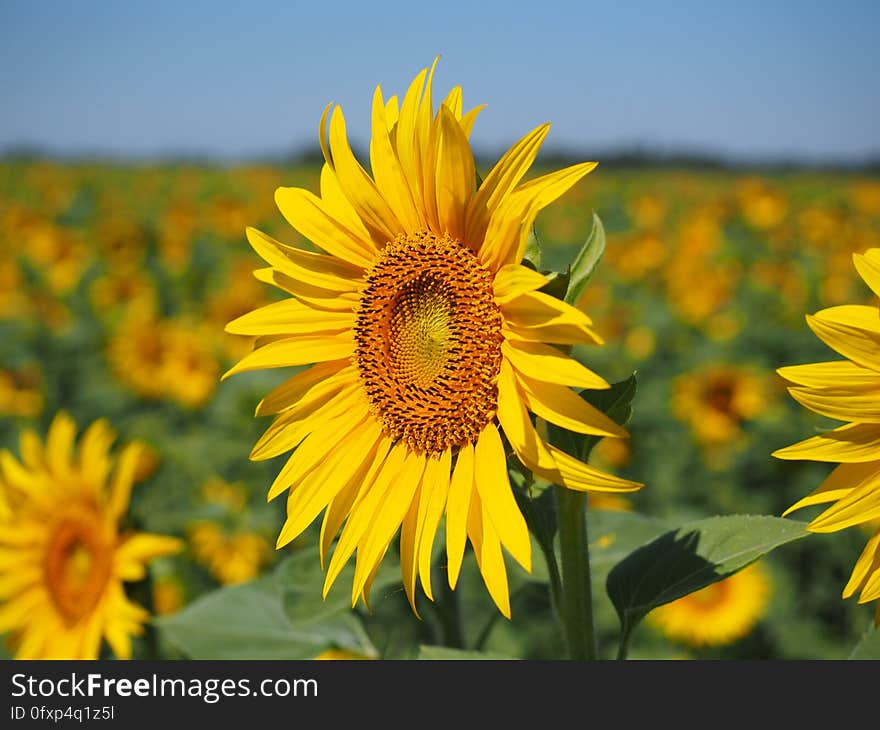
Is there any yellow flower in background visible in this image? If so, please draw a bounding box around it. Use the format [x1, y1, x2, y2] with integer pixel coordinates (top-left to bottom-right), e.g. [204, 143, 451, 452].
[0, 366, 43, 418]
[673, 363, 771, 447]
[89, 266, 158, 320]
[225, 59, 641, 617]
[107, 313, 219, 408]
[206, 257, 274, 361]
[0, 413, 182, 659]
[188, 522, 271, 585]
[738, 178, 787, 230]
[314, 648, 373, 660]
[151, 574, 185, 616]
[200, 476, 249, 513]
[774, 248, 880, 625]
[647, 563, 771, 647]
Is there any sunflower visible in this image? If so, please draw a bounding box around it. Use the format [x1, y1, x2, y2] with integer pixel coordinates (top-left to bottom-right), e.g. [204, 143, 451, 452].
[0, 413, 182, 659]
[225, 60, 642, 617]
[672, 363, 770, 447]
[646, 563, 771, 647]
[188, 521, 272, 586]
[773, 248, 880, 624]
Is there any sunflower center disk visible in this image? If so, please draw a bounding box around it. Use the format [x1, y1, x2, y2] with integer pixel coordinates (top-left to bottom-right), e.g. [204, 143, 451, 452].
[44, 507, 113, 625]
[355, 231, 503, 454]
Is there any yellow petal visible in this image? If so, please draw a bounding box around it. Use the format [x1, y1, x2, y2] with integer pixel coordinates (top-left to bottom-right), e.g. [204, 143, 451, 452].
[276, 416, 382, 549]
[108, 442, 141, 520]
[46, 412, 77, 480]
[323, 442, 408, 597]
[855, 250, 880, 300]
[788, 385, 880, 423]
[351, 450, 425, 602]
[466, 124, 551, 246]
[246, 226, 364, 286]
[435, 105, 476, 242]
[445, 442, 474, 590]
[777, 360, 880, 388]
[493, 264, 550, 305]
[806, 310, 880, 373]
[809, 473, 880, 533]
[393, 66, 428, 209]
[468, 490, 510, 619]
[221, 331, 354, 380]
[369, 85, 422, 230]
[251, 378, 361, 461]
[479, 162, 598, 271]
[502, 339, 610, 390]
[274, 187, 376, 268]
[773, 422, 880, 463]
[255, 360, 353, 417]
[418, 448, 451, 601]
[843, 529, 880, 598]
[502, 290, 603, 345]
[783, 461, 880, 516]
[266, 393, 368, 501]
[115, 533, 183, 580]
[514, 369, 628, 438]
[78, 419, 115, 494]
[319, 433, 393, 568]
[474, 424, 531, 572]
[328, 105, 402, 245]
[226, 298, 355, 337]
[269, 269, 360, 312]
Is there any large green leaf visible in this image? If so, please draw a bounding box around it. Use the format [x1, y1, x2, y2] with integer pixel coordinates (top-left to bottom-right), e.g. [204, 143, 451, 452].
[156, 577, 324, 659]
[417, 645, 516, 660]
[607, 515, 811, 651]
[849, 624, 880, 659]
[564, 212, 606, 306]
[589, 509, 669, 584]
[156, 551, 381, 659]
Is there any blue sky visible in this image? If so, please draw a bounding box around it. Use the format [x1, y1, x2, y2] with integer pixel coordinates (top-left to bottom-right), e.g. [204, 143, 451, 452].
[1, 0, 878, 162]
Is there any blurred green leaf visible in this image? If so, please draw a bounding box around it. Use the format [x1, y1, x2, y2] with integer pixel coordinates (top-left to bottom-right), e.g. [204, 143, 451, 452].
[849, 624, 880, 659]
[607, 515, 810, 653]
[417, 645, 516, 660]
[155, 569, 377, 659]
[564, 212, 605, 306]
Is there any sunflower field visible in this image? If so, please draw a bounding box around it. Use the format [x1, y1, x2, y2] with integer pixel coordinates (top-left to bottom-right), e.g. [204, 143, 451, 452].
[2, 139, 880, 661]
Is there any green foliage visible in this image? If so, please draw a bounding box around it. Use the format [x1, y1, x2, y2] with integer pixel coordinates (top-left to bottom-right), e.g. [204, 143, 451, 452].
[156, 547, 380, 659]
[606, 515, 810, 655]
[564, 212, 606, 306]
[416, 646, 515, 660]
[849, 624, 880, 660]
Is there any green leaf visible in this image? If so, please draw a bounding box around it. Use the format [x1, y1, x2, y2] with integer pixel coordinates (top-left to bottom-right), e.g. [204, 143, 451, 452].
[607, 514, 810, 649]
[849, 623, 880, 659]
[588, 509, 669, 584]
[523, 226, 541, 270]
[564, 212, 606, 306]
[155, 554, 381, 659]
[417, 645, 516, 660]
[538, 270, 571, 301]
[155, 577, 323, 659]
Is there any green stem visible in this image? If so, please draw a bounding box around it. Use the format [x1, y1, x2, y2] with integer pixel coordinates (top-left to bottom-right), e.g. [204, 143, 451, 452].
[616, 622, 633, 661]
[555, 487, 596, 660]
[537, 534, 564, 629]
